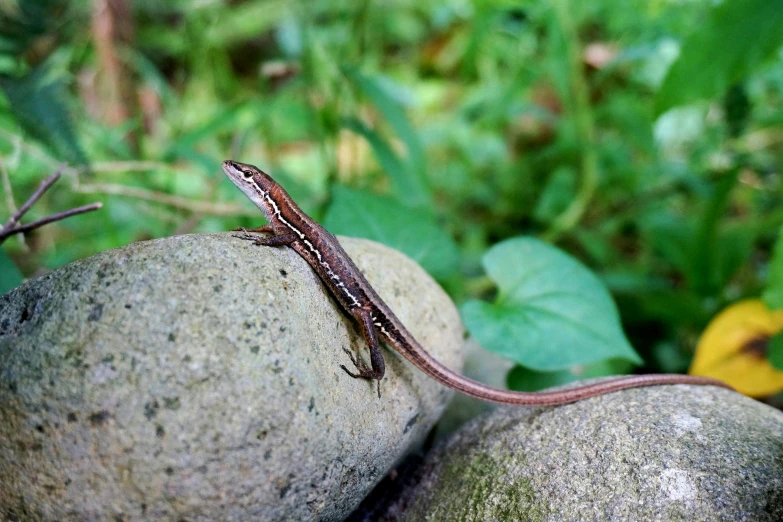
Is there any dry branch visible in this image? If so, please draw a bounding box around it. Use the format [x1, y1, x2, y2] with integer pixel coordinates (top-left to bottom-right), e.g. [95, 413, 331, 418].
[0, 168, 103, 244]
[75, 182, 257, 217]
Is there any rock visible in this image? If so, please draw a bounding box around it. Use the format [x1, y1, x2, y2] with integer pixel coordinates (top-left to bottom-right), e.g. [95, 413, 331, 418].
[384, 382, 783, 521]
[0, 233, 463, 522]
[434, 338, 513, 440]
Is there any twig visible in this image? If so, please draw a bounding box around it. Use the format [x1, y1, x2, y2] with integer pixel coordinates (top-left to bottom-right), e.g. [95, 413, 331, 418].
[77, 160, 168, 174]
[2, 168, 64, 230]
[0, 167, 103, 245]
[75, 182, 258, 216]
[0, 203, 103, 243]
[542, 0, 598, 243]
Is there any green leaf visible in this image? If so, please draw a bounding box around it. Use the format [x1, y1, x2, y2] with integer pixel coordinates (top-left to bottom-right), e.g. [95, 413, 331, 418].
[322, 186, 458, 279]
[642, 213, 694, 276]
[638, 290, 708, 327]
[656, 0, 783, 115]
[768, 332, 783, 371]
[688, 170, 739, 295]
[506, 359, 635, 392]
[461, 238, 641, 371]
[0, 249, 23, 295]
[716, 224, 755, 292]
[342, 67, 431, 207]
[204, 0, 288, 48]
[0, 64, 87, 166]
[340, 117, 418, 203]
[167, 105, 243, 154]
[763, 224, 783, 310]
[506, 365, 577, 392]
[343, 68, 424, 165]
[650, 341, 693, 374]
[533, 166, 576, 224]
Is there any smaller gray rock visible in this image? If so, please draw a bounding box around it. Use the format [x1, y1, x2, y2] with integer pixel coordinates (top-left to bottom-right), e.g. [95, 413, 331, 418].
[434, 338, 513, 439]
[386, 382, 783, 521]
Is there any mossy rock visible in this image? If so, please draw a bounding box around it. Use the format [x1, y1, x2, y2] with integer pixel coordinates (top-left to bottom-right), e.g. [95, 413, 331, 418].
[386, 382, 783, 521]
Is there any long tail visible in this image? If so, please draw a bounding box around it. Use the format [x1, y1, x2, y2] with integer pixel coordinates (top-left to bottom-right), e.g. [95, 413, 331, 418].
[385, 323, 732, 406]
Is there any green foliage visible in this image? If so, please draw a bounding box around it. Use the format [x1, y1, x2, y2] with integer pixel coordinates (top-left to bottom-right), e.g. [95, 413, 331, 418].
[203, 1, 288, 48]
[342, 68, 431, 208]
[768, 332, 783, 372]
[461, 238, 641, 371]
[323, 186, 458, 279]
[0, 0, 781, 392]
[764, 225, 783, 311]
[0, 0, 86, 165]
[0, 65, 87, 166]
[687, 170, 742, 296]
[506, 359, 634, 392]
[0, 249, 23, 294]
[656, 0, 783, 114]
[0, 0, 69, 59]
[341, 116, 425, 207]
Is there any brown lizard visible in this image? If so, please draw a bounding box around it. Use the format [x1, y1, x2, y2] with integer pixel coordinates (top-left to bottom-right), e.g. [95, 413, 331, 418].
[222, 160, 732, 405]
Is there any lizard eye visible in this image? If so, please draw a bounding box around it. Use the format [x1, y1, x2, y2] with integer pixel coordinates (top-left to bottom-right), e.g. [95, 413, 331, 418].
[243, 171, 253, 179]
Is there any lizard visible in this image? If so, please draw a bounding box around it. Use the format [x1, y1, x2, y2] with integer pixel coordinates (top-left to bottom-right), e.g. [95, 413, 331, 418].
[221, 160, 732, 405]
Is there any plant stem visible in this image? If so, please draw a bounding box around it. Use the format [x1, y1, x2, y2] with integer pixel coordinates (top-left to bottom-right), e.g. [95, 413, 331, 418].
[543, 0, 598, 243]
[75, 183, 257, 216]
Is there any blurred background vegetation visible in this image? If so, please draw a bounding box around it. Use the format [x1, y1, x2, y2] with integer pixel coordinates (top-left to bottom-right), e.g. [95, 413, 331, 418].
[1, 0, 782, 393]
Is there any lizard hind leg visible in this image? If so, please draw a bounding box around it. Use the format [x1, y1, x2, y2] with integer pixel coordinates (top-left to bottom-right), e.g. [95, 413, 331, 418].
[339, 355, 383, 399]
[339, 308, 386, 398]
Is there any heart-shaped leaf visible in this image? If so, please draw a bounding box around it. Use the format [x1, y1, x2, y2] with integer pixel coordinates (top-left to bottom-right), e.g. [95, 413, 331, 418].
[461, 237, 641, 371]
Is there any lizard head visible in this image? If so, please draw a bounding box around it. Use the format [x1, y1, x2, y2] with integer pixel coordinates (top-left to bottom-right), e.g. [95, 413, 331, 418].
[222, 160, 279, 220]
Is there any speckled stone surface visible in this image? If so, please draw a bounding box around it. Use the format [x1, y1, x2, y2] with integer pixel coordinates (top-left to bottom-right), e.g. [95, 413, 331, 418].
[386, 382, 783, 521]
[0, 233, 463, 521]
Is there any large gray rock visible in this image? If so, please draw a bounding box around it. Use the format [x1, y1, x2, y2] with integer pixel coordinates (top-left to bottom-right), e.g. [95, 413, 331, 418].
[385, 382, 783, 521]
[0, 233, 463, 521]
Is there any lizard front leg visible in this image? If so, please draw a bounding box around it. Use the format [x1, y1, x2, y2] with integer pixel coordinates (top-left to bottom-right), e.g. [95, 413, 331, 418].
[234, 229, 299, 247]
[233, 225, 274, 234]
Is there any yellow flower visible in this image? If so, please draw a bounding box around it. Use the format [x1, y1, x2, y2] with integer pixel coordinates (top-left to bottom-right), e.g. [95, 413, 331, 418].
[690, 299, 783, 397]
